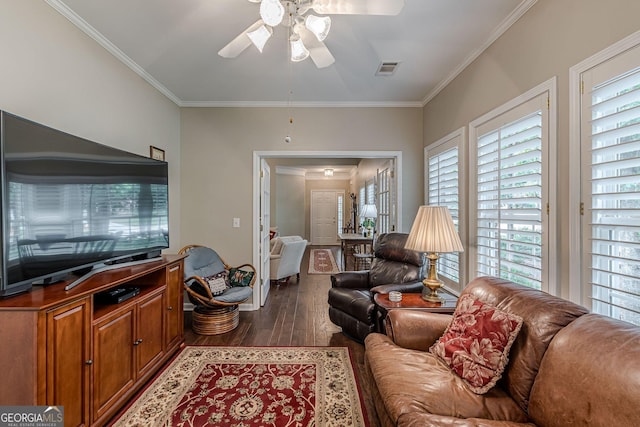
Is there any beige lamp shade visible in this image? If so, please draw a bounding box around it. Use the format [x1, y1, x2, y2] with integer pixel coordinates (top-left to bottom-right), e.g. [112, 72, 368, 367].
[405, 206, 464, 253]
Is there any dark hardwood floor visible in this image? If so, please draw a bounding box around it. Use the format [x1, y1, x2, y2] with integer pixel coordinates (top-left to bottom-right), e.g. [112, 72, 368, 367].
[183, 245, 380, 426]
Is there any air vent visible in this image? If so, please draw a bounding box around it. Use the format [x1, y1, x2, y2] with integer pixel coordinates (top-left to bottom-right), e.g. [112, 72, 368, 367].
[376, 61, 400, 76]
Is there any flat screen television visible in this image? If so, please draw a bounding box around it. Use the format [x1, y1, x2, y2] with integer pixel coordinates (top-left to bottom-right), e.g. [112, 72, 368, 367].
[0, 111, 169, 297]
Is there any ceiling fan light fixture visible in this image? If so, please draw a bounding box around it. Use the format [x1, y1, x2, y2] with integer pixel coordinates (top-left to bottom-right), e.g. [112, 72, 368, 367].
[260, 0, 285, 27]
[290, 36, 310, 62]
[247, 24, 272, 53]
[304, 15, 331, 41]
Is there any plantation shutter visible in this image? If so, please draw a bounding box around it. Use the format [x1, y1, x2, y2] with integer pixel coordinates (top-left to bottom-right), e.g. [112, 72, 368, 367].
[358, 187, 365, 222]
[377, 167, 391, 234]
[582, 46, 640, 325]
[428, 146, 462, 288]
[475, 97, 546, 290]
[337, 194, 344, 233]
[366, 179, 375, 205]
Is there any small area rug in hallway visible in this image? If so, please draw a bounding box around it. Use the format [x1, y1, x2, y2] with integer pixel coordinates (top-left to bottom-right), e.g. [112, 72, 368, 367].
[308, 249, 340, 274]
[111, 346, 367, 427]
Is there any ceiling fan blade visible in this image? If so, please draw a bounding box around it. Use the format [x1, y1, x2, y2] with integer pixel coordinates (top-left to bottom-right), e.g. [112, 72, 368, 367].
[299, 27, 335, 68]
[311, 0, 404, 15]
[218, 20, 264, 58]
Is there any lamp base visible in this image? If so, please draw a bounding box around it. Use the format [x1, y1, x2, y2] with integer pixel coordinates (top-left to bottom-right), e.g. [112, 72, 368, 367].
[421, 278, 445, 303]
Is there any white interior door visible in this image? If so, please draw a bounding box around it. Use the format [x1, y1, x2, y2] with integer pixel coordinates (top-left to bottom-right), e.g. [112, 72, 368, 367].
[260, 160, 271, 306]
[311, 190, 341, 245]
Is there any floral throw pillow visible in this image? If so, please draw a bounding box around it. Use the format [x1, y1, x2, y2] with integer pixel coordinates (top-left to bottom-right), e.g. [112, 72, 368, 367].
[203, 272, 229, 296]
[429, 294, 523, 394]
[228, 268, 255, 287]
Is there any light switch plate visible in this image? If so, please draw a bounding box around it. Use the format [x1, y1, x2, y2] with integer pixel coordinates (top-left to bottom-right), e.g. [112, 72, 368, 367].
[233, 217, 240, 228]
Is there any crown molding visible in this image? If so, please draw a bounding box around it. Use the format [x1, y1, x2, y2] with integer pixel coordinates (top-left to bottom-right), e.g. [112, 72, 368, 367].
[47, 0, 534, 109]
[275, 166, 306, 176]
[45, 0, 182, 106]
[421, 0, 538, 106]
[180, 101, 424, 108]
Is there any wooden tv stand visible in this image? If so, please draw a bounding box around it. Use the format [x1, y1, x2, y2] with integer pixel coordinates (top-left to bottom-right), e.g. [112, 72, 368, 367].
[0, 254, 186, 427]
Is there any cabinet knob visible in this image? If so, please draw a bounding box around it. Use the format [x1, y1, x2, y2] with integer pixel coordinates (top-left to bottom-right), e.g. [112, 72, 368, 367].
[133, 338, 143, 346]
[86, 359, 93, 365]
[167, 306, 173, 311]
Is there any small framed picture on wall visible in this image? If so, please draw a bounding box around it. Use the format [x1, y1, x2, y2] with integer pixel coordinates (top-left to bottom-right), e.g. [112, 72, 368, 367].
[150, 146, 165, 161]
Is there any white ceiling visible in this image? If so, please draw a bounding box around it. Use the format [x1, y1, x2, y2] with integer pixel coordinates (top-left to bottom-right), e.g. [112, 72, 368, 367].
[48, 0, 534, 107]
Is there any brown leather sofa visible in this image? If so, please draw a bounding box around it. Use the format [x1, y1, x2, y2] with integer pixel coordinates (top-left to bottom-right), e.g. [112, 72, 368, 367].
[328, 232, 426, 342]
[364, 276, 640, 426]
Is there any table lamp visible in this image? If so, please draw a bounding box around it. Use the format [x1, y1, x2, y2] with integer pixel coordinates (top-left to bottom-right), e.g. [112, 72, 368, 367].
[361, 204, 377, 238]
[405, 206, 464, 302]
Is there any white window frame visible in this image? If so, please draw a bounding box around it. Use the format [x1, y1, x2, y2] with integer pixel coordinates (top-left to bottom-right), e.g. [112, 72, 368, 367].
[425, 127, 467, 293]
[569, 30, 640, 309]
[469, 77, 558, 294]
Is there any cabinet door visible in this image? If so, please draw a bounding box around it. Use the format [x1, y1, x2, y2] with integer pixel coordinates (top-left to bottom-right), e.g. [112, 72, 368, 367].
[47, 298, 91, 427]
[165, 262, 184, 349]
[93, 307, 135, 422]
[136, 291, 165, 378]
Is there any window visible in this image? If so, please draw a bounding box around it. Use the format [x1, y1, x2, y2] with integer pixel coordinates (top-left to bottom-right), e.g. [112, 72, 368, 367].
[377, 167, 392, 234]
[366, 179, 376, 204]
[576, 42, 640, 325]
[358, 180, 376, 228]
[426, 128, 465, 291]
[337, 193, 344, 234]
[358, 186, 365, 224]
[469, 78, 556, 292]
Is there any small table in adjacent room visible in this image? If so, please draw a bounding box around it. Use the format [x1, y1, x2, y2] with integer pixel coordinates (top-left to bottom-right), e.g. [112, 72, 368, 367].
[338, 233, 373, 271]
[374, 289, 458, 332]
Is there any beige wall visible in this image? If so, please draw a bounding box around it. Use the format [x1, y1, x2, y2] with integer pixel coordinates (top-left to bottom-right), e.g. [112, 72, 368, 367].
[180, 107, 423, 268]
[422, 0, 640, 298]
[0, 0, 182, 252]
[275, 171, 306, 238]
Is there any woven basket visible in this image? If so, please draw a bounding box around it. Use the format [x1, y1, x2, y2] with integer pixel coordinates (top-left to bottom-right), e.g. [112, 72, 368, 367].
[192, 305, 239, 335]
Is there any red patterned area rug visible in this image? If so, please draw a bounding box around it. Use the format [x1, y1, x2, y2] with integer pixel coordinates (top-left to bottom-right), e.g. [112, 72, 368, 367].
[308, 249, 340, 274]
[111, 346, 368, 427]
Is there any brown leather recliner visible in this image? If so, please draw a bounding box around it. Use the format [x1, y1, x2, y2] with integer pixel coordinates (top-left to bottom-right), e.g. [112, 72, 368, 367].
[328, 232, 426, 342]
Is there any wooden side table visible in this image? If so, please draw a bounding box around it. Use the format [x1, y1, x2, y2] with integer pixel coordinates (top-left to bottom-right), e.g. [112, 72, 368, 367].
[374, 289, 458, 333]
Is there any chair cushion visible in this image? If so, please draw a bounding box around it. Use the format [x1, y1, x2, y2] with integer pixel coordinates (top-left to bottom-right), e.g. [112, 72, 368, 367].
[184, 246, 226, 278]
[214, 286, 254, 304]
[365, 333, 529, 423]
[369, 233, 426, 286]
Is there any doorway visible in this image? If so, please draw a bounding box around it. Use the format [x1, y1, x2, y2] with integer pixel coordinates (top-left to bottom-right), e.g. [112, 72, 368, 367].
[251, 150, 403, 310]
[310, 190, 344, 245]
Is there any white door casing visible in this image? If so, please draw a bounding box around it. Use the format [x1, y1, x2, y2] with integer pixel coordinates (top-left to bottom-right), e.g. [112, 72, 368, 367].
[252, 150, 403, 311]
[260, 159, 271, 306]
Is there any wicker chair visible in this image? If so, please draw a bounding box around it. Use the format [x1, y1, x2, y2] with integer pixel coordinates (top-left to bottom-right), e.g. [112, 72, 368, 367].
[179, 245, 256, 335]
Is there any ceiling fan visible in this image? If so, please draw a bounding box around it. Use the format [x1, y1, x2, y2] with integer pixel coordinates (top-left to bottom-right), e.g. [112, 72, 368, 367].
[218, 0, 404, 68]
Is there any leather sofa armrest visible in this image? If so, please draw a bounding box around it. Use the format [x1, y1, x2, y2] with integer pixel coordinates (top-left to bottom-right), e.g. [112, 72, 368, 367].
[370, 281, 424, 294]
[385, 310, 452, 351]
[398, 412, 536, 427]
[330, 271, 370, 289]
